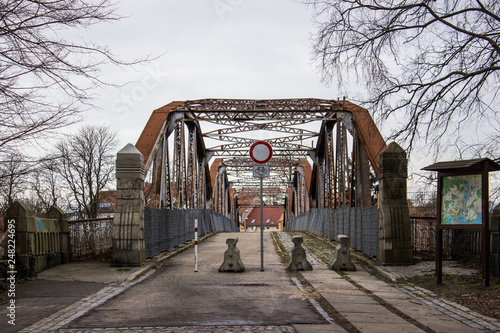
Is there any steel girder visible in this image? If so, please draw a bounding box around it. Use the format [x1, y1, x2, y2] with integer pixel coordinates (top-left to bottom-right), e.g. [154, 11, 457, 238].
[139, 98, 386, 222]
[309, 119, 373, 209]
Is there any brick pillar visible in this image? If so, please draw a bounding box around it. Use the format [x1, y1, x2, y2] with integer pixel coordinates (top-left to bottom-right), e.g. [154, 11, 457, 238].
[491, 204, 500, 277]
[111, 144, 146, 267]
[377, 142, 413, 264]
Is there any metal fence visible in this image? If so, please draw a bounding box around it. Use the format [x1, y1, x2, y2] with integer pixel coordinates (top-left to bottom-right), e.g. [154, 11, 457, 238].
[285, 206, 379, 257]
[68, 218, 113, 260]
[144, 208, 237, 258]
[411, 216, 481, 260]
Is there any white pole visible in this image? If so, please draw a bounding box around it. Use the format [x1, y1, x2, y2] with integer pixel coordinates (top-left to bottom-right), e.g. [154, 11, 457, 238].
[194, 218, 198, 272]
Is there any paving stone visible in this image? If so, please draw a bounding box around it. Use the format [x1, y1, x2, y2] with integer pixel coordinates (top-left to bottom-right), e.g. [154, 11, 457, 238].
[292, 324, 347, 333]
[353, 322, 427, 333]
[14, 231, 500, 333]
[342, 311, 409, 324]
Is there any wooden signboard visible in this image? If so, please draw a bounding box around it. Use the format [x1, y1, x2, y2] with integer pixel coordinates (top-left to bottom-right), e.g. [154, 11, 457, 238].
[423, 158, 500, 287]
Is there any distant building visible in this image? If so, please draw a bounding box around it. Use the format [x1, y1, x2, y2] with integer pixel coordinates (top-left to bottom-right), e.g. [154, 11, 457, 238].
[96, 190, 116, 218]
[241, 206, 284, 232]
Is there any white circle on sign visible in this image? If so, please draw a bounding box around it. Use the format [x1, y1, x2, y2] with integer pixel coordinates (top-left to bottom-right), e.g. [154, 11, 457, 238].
[254, 145, 270, 160]
[250, 141, 272, 164]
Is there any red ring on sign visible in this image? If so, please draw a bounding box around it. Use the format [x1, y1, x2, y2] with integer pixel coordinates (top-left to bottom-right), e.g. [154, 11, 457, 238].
[250, 141, 273, 164]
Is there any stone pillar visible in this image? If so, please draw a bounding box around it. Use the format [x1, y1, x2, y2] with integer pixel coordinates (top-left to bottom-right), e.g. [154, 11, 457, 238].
[5, 202, 36, 277]
[46, 206, 69, 264]
[491, 204, 500, 277]
[377, 142, 413, 264]
[111, 144, 146, 267]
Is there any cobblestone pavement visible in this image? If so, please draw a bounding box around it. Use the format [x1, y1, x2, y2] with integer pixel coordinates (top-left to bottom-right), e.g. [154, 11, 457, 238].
[13, 231, 500, 333]
[55, 326, 294, 332]
[381, 260, 479, 280]
[280, 231, 500, 333]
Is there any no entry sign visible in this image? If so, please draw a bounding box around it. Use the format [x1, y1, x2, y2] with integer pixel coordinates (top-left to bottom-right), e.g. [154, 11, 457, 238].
[249, 141, 273, 164]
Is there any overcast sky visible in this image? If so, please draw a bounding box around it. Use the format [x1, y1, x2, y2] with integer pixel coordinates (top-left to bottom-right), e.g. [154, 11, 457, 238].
[63, 0, 445, 188]
[82, 1, 336, 144]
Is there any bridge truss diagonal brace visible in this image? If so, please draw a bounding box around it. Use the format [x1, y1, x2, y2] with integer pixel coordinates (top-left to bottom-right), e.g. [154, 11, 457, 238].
[136, 98, 386, 225]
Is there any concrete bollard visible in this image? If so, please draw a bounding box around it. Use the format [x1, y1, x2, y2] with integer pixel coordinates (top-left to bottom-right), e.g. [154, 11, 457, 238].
[287, 236, 313, 272]
[329, 235, 356, 271]
[219, 237, 245, 272]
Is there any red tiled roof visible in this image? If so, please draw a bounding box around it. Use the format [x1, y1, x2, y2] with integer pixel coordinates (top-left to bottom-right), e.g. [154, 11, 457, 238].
[243, 206, 283, 226]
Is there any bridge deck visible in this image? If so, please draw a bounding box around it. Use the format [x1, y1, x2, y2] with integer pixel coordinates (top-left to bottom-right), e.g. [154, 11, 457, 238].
[8, 232, 492, 333]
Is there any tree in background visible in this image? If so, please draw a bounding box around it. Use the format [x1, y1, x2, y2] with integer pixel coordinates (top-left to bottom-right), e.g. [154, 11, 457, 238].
[30, 156, 67, 215]
[307, 0, 500, 159]
[56, 125, 118, 219]
[0, 0, 141, 155]
[0, 153, 33, 212]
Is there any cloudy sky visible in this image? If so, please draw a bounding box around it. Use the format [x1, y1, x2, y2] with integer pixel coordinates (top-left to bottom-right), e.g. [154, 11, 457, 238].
[65, 0, 443, 187]
[83, 0, 335, 143]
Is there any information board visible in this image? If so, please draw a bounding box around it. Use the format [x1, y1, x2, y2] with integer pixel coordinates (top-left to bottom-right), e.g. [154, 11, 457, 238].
[441, 174, 482, 225]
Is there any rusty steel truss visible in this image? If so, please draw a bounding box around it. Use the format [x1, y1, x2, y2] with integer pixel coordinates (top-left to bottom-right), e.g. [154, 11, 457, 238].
[136, 98, 386, 224]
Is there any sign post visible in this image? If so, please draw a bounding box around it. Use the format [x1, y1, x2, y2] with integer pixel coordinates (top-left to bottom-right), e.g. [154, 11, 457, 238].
[194, 218, 198, 272]
[250, 141, 272, 272]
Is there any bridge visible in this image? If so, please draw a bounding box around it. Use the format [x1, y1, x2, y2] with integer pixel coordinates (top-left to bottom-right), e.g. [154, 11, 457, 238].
[106, 98, 412, 267]
[136, 98, 385, 217]
[3, 97, 412, 272]
[6, 98, 499, 333]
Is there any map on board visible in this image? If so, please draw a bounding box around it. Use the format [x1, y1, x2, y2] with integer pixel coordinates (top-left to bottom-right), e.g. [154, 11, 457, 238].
[441, 174, 482, 225]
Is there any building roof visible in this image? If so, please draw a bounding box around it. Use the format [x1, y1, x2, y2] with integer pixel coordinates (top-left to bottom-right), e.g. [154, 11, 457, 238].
[243, 206, 283, 227]
[422, 158, 500, 173]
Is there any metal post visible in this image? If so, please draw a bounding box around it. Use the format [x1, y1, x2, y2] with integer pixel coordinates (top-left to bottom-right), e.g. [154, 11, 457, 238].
[194, 218, 198, 272]
[482, 170, 490, 287]
[260, 176, 264, 271]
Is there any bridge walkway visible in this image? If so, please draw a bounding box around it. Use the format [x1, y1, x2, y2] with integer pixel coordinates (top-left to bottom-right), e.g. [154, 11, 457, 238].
[4, 232, 496, 333]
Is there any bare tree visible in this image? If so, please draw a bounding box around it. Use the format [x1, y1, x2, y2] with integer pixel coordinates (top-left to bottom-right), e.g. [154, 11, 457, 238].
[306, 0, 500, 157]
[30, 156, 67, 213]
[56, 125, 118, 219]
[0, 0, 141, 154]
[0, 153, 33, 212]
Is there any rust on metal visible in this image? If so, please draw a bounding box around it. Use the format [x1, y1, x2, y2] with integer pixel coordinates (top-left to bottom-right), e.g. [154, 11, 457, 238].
[136, 98, 386, 220]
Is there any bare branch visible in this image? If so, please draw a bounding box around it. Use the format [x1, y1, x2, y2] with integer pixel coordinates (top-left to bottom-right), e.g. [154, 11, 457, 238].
[0, 0, 147, 154]
[307, 0, 500, 160]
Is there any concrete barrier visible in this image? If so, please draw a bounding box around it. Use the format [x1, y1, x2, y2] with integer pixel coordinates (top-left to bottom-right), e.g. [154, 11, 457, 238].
[286, 236, 312, 272]
[329, 235, 356, 271]
[219, 237, 245, 272]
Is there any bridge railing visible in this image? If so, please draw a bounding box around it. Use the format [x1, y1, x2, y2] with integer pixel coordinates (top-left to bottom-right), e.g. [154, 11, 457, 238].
[285, 206, 379, 258]
[411, 215, 482, 260]
[4, 202, 69, 277]
[68, 217, 113, 260]
[144, 208, 236, 258]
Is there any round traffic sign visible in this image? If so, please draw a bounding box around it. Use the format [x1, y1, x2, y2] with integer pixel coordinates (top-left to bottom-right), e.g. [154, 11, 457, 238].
[249, 141, 273, 164]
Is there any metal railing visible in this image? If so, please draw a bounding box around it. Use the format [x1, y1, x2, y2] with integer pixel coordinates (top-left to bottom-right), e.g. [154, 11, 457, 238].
[144, 208, 237, 258]
[411, 216, 481, 260]
[285, 206, 379, 258]
[68, 218, 113, 260]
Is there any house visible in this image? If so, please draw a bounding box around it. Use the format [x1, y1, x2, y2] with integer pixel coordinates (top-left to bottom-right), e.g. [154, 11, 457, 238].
[96, 190, 116, 218]
[241, 206, 284, 232]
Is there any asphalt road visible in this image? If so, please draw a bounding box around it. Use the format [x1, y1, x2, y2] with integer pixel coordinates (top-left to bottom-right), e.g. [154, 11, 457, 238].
[0, 279, 104, 333]
[67, 232, 326, 328]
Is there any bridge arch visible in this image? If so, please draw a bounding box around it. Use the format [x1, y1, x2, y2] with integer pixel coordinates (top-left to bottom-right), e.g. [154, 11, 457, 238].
[135, 98, 386, 224]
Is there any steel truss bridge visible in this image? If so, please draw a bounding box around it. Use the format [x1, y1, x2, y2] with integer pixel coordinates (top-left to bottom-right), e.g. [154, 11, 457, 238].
[136, 98, 386, 225]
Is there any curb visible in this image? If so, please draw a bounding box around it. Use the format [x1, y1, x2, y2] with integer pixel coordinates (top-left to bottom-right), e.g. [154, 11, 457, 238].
[125, 232, 218, 283]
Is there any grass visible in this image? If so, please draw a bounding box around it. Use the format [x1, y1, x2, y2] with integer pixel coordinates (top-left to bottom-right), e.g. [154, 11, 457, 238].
[404, 273, 500, 319]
